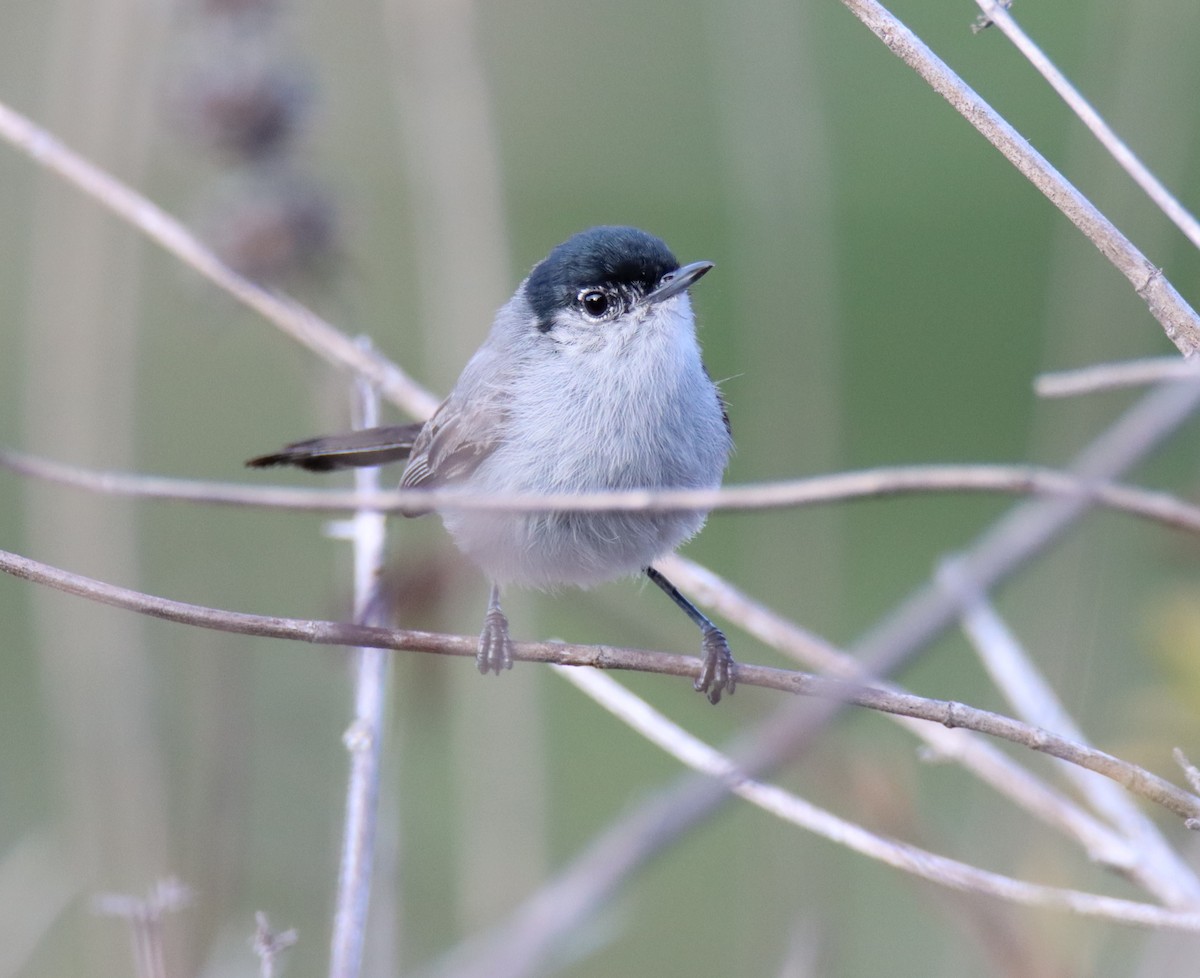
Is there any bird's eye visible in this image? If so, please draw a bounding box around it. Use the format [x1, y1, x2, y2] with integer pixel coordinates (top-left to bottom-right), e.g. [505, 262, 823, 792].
[579, 289, 612, 319]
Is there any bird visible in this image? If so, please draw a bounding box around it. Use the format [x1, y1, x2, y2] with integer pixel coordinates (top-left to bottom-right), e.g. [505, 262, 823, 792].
[248, 226, 736, 702]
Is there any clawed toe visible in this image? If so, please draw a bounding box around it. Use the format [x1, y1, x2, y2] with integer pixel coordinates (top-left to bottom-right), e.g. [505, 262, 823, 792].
[478, 606, 514, 675]
[695, 626, 736, 705]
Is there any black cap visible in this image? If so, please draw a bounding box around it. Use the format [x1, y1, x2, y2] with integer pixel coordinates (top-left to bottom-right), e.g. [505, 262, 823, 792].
[525, 226, 680, 331]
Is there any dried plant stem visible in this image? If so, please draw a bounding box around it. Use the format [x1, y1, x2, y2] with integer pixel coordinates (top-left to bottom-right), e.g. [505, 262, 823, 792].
[972, 0, 1200, 251]
[328, 375, 393, 978]
[253, 913, 298, 978]
[837, 0, 1200, 354]
[944, 568, 1200, 906]
[93, 879, 192, 978]
[1037, 357, 1200, 398]
[556, 666, 1200, 930]
[1, 542, 1197, 824]
[7, 449, 1200, 537]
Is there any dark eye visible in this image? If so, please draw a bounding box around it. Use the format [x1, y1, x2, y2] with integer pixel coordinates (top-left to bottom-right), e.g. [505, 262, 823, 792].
[579, 289, 611, 319]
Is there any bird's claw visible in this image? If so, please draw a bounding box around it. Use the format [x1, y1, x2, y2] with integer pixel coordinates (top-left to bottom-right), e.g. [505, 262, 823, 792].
[695, 626, 736, 704]
[477, 606, 514, 675]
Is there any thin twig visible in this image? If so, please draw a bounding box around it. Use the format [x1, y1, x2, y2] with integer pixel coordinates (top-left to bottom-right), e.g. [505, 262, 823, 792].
[555, 666, 1200, 930]
[0, 98, 438, 422]
[941, 559, 1200, 906]
[972, 0, 1200, 251]
[1175, 750, 1200, 802]
[7, 449, 1200, 536]
[253, 913, 298, 978]
[93, 878, 193, 978]
[328, 370, 392, 978]
[1036, 357, 1200, 398]
[2, 542, 1198, 824]
[837, 0, 1200, 354]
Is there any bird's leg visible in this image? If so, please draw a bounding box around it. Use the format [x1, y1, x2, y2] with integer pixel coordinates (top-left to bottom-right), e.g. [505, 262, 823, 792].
[478, 582, 514, 675]
[645, 566, 736, 704]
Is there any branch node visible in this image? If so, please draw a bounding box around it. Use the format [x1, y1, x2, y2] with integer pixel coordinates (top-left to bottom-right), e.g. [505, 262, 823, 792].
[342, 719, 374, 754]
[253, 912, 298, 978]
[941, 700, 965, 729]
[1137, 265, 1165, 299]
[970, 0, 1011, 35]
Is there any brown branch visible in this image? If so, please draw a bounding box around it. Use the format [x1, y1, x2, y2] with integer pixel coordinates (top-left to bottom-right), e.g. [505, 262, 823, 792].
[2, 543, 1197, 824]
[5, 449, 1200, 536]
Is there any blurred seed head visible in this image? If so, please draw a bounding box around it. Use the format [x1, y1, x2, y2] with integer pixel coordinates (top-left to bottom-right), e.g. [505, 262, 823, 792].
[202, 169, 339, 284]
[178, 62, 310, 160]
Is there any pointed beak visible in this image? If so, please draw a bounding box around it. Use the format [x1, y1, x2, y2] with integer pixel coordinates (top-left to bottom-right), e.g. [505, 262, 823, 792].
[645, 260, 714, 305]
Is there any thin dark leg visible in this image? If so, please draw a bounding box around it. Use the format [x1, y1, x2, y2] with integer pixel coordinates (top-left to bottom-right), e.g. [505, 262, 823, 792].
[477, 582, 514, 675]
[645, 566, 736, 704]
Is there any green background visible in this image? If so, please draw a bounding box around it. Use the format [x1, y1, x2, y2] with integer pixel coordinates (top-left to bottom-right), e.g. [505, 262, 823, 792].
[1, 0, 1199, 975]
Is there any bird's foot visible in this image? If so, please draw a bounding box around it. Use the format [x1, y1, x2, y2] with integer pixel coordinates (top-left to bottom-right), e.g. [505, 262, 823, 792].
[695, 626, 736, 704]
[477, 606, 514, 675]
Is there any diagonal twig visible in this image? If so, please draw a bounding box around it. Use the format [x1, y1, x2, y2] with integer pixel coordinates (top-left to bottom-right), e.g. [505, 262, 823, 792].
[838, 0, 1200, 353]
[972, 0, 1200, 251]
[941, 559, 1200, 906]
[0, 98, 438, 422]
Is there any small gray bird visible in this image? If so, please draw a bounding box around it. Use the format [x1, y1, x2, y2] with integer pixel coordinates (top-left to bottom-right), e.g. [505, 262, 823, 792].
[249, 226, 736, 702]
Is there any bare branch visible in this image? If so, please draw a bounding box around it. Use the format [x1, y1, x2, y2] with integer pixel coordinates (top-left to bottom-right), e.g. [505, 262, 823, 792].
[329, 374, 393, 978]
[253, 913, 298, 978]
[1175, 749, 1200, 800]
[1037, 357, 1200, 398]
[0, 98, 438, 421]
[2, 542, 1198, 824]
[93, 878, 192, 978]
[556, 666, 1200, 930]
[7, 448, 1200, 537]
[972, 0, 1200, 250]
[837, 0, 1200, 353]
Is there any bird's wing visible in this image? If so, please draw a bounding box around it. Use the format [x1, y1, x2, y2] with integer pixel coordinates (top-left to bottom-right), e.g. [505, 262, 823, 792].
[399, 395, 505, 490]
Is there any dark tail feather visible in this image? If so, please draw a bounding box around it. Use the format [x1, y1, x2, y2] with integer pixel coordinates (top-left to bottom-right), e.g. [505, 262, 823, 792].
[246, 423, 424, 472]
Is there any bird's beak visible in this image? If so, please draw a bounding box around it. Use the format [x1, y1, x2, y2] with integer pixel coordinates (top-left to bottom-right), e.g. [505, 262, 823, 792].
[645, 260, 714, 305]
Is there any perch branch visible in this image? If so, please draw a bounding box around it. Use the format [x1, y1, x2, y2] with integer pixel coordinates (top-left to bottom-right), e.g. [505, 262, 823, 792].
[0, 543, 1197, 823]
